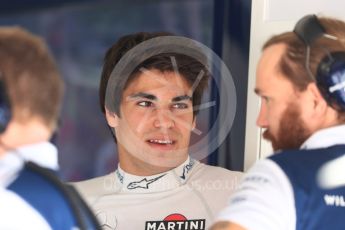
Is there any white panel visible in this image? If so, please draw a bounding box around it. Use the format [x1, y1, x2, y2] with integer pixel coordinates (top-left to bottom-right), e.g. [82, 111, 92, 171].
[265, 0, 345, 22]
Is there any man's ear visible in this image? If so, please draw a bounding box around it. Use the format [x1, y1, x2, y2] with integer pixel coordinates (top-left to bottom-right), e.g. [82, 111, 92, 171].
[105, 107, 120, 128]
[192, 117, 196, 130]
[307, 83, 328, 114]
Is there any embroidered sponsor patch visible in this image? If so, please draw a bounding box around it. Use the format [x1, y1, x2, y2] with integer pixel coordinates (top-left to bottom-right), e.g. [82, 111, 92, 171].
[180, 159, 195, 180]
[127, 174, 166, 189]
[145, 213, 205, 230]
[324, 194, 345, 207]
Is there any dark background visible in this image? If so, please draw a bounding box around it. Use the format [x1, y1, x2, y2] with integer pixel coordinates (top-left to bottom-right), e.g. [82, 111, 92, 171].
[0, 0, 251, 181]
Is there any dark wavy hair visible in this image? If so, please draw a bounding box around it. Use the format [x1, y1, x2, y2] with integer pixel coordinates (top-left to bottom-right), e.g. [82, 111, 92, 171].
[99, 32, 210, 118]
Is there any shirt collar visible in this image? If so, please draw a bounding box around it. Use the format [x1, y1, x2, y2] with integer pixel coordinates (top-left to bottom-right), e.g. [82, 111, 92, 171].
[301, 124, 345, 150]
[0, 142, 58, 187]
[114, 156, 198, 193]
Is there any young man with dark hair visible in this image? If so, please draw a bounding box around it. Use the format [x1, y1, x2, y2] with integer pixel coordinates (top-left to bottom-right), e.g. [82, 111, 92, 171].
[211, 15, 345, 230]
[74, 32, 242, 230]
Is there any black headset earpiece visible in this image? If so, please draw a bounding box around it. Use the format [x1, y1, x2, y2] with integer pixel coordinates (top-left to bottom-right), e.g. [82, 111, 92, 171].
[294, 14, 345, 110]
[293, 14, 325, 45]
[0, 75, 12, 133]
[317, 52, 345, 109]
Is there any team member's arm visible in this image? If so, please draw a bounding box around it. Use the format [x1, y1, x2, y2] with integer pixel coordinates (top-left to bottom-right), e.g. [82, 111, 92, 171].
[211, 159, 295, 230]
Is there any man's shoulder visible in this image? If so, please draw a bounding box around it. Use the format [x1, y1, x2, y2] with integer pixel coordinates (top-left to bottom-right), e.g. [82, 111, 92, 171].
[194, 162, 243, 181]
[189, 163, 243, 204]
[269, 144, 345, 165]
[71, 173, 116, 200]
[0, 188, 52, 229]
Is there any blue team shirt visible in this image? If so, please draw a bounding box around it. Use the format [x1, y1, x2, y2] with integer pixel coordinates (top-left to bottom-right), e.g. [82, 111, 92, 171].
[270, 145, 345, 230]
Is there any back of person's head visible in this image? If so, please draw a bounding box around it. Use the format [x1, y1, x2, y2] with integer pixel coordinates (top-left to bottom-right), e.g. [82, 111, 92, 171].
[263, 15, 345, 120]
[99, 31, 210, 118]
[0, 27, 63, 130]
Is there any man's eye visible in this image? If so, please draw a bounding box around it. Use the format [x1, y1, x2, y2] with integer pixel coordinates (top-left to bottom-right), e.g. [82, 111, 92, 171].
[137, 101, 153, 107]
[172, 103, 189, 109]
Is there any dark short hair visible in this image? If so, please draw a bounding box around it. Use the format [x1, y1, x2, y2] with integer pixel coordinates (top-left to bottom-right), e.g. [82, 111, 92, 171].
[99, 32, 210, 117]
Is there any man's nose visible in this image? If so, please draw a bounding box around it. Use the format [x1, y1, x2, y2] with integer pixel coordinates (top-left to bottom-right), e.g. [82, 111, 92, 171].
[153, 109, 175, 129]
[256, 102, 268, 128]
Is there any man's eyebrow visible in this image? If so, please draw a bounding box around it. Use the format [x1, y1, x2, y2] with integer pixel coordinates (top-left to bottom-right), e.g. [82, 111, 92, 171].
[128, 92, 157, 101]
[172, 95, 192, 102]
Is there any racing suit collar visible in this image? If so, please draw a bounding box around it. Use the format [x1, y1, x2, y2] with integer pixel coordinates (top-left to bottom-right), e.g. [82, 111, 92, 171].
[114, 157, 197, 193]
